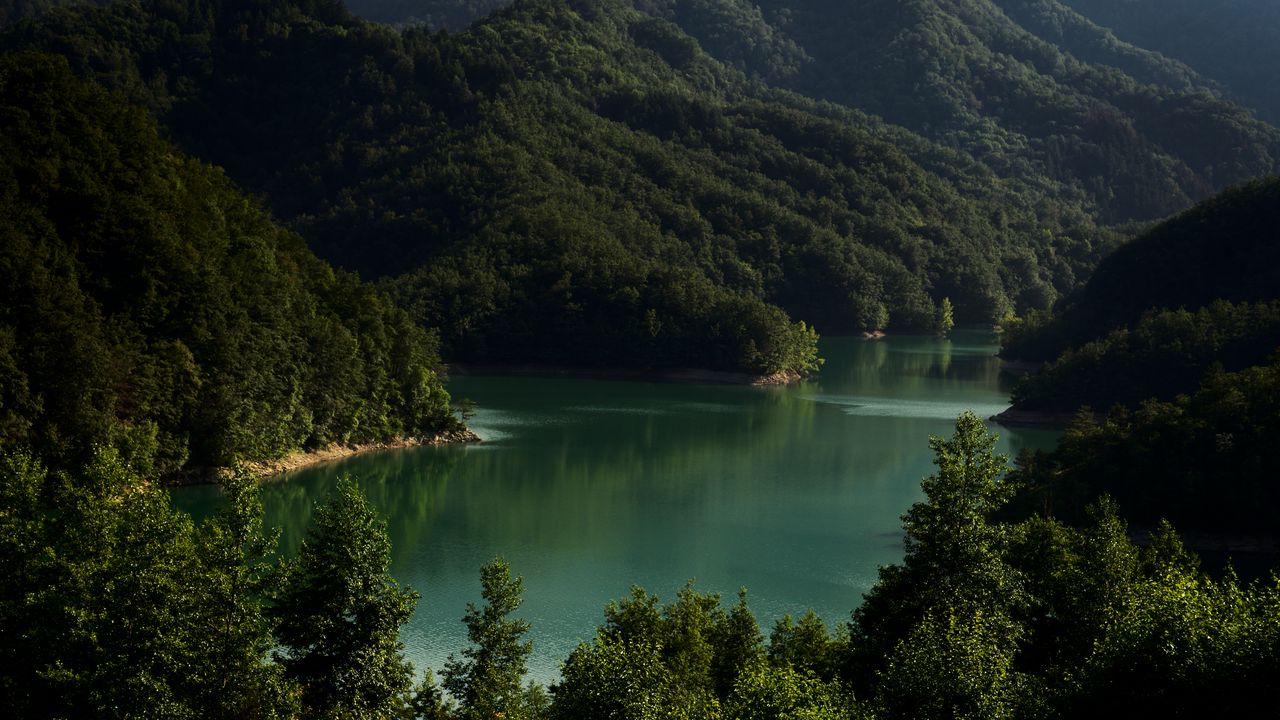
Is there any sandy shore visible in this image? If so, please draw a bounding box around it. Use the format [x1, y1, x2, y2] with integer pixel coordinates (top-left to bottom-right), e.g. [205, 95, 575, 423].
[168, 428, 481, 485]
[447, 363, 802, 386]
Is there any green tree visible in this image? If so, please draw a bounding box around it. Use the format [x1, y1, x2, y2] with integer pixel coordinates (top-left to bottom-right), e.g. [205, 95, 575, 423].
[194, 469, 296, 719]
[1, 447, 294, 718]
[272, 477, 417, 719]
[444, 556, 539, 720]
[768, 610, 837, 680]
[875, 607, 1029, 720]
[848, 412, 1023, 690]
[551, 637, 683, 720]
[724, 660, 853, 720]
[937, 297, 955, 337]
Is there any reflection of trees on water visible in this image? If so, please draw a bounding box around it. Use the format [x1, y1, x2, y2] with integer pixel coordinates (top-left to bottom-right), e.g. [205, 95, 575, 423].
[824, 334, 1006, 392]
[179, 331, 1055, 578]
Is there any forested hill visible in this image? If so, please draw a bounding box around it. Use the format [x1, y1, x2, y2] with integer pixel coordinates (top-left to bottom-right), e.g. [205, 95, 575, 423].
[997, 178, 1280, 417]
[3, 0, 1124, 375]
[342, 0, 1280, 223]
[758, 0, 1280, 222]
[0, 52, 460, 478]
[1003, 178, 1280, 364]
[1063, 0, 1280, 125]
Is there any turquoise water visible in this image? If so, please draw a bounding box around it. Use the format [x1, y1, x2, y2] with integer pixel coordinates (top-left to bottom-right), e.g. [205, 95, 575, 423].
[171, 332, 1058, 684]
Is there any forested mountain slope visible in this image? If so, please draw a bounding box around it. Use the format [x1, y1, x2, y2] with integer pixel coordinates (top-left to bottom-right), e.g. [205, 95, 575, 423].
[1064, 0, 1280, 124]
[344, 0, 1280, 223]
[345, 0, 506, 28]
[1003, 178, 1280, 363]
[3, 0, 1121, 373]
[749, 0, 1280, 222]
[0, 52, 459, 477]
[998, 179, 1280, 418]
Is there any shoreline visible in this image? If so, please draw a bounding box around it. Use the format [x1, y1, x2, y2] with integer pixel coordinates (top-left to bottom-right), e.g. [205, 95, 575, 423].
[447, 363, 802, 386]
[166, 427, 482, 486]
[990, 407, 1095, 429]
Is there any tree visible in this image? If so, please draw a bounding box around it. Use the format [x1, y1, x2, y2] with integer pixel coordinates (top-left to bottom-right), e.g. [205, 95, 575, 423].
[724, 660, 853, 720]
[551, 637, 682, 720]
[937, 297, 955, 337]
[768, 610, 837, 680]
[875, 607, 1028, 720]
[443, 556, 538, 720]
[272, 476, 418, 719]
[848, 412, 1023, 690]
[193, 469, 296, 719]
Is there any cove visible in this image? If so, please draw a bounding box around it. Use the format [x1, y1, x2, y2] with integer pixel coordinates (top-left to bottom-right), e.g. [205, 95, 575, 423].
[170, 332, 1058, 685]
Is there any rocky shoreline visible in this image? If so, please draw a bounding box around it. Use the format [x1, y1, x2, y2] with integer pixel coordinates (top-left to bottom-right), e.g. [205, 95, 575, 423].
[166, 428, 482, 486]
[447, 363, 803, 386]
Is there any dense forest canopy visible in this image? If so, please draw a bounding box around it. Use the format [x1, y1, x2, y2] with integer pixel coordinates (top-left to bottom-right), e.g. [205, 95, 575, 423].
[3, 1, 1280, 715]
[5, 415, 1279, 718]
[1063, 0, 1280, 124]
[1002, 178, 1280, 365]
[338, 0, 1280, 222]
[995, 179, 1280, 538]
[0, 52, 459, 477]
[0, 0, 1153, 373]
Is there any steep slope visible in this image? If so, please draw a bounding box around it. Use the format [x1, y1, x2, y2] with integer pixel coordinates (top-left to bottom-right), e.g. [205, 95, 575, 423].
[998, 179, 1280, 419]
[3, 0, 1113, 373]
[345, 0, 508, 28]
[342, 0, 1280, 223]
[0, 52, 460, 477]
[1064, 0, 1280, 124]
[1002, 178, 1280, 363]
[751, 0, 1280, 222]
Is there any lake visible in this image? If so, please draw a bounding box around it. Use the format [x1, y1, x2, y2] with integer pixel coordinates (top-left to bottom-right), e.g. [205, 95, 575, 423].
[171, 332, 1058, 685]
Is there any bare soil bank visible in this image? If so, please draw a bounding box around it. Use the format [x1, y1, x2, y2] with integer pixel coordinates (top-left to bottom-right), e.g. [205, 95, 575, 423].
[168, 428, 481, 485]
[447, 363, 802, 386]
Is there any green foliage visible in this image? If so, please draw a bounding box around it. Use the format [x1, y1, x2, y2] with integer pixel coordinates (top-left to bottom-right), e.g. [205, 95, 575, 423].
[936, 297, 955, 337]
[849, 412, 1024, 694]
[1002, 178, 1280, 364]
[1, 0, 1132, 374]
[724, 661, 853, 720]
[552, 637, 686, 720]
[0, 447, 295, 718]
[1010, 300, 1280, 412]
[1007, 358, 1280, 533]
[768, 610, 838, 680]
[443, 556, 539, 720]
[272, 477, 418, 719]
[876, 607, 1028, 720]
[551, 582, 770, 717]
[0, 52, 458, 476]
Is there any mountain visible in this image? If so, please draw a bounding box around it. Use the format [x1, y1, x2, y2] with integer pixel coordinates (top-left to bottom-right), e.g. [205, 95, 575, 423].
[340, 0, 1280, 223]
[1002, 178, 1280, 363]
[998, 178, 1280, 418]
[345, 0, 507, 28]
[0, 51, 460, 477]
[1064, 0, 1280, 124]
[3, 0, 1123, 374]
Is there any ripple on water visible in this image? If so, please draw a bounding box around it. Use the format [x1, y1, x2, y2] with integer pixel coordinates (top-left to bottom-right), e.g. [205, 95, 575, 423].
[804, 394, 1010, 420]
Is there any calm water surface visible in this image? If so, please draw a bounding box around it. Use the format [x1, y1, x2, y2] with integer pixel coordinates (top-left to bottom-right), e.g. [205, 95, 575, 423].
[171, 332, 1058, 684]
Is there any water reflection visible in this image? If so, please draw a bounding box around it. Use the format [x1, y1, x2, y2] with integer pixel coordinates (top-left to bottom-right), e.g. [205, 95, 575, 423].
[171, 331, 1057, 684]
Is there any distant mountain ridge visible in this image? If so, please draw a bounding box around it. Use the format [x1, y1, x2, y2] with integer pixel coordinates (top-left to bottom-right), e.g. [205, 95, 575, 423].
[2, 0, 1128, 375]
[1063, 0, 1280, 124]
[343, 0, 1280, 222]
[5, 0, 1278, 374]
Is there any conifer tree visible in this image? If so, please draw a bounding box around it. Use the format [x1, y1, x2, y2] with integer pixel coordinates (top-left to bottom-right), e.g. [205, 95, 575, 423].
[444, 557, 538, 720]
[272, 477, 418, 719]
